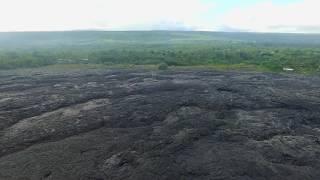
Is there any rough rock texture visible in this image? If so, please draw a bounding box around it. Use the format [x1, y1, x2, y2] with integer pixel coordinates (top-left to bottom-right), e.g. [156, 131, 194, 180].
[0, 69, 320, 180]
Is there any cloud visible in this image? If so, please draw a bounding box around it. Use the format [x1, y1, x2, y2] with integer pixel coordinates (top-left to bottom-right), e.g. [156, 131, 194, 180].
[1, 0, 319, 33]
[0, 0, 215, 31]
[220, 0, 320, 33]
[127, 21, 194, 31]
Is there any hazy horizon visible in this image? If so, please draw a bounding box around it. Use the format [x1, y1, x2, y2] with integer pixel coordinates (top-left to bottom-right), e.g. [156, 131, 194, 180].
[0, 0, 319, 33]
[1, 30, 320, 35]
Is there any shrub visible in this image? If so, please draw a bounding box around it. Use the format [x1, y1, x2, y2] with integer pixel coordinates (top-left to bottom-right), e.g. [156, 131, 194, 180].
[158, 63, 169, 70]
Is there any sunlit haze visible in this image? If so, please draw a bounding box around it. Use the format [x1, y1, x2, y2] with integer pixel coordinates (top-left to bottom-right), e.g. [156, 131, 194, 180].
[0, 0, 319, 33]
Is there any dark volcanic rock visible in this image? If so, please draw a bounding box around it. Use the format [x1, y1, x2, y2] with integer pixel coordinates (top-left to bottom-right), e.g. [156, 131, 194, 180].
[0, 69, 320, 180]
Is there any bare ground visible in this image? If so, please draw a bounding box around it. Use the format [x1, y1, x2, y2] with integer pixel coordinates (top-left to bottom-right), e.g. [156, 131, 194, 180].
[0, 69, 320, 180]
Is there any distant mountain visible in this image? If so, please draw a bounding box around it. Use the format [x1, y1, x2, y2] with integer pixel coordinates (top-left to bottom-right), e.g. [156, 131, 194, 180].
[0, 31, 320, 49]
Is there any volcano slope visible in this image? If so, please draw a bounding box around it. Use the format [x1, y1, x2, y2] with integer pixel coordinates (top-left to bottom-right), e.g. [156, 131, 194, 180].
[0, 69, 320, 180]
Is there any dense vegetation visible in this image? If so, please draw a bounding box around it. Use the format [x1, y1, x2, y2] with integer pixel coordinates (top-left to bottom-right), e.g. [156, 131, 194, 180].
[0, 31, 320, 73]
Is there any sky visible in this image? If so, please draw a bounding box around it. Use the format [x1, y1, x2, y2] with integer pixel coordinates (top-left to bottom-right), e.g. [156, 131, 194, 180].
[0, 0, 319, 33]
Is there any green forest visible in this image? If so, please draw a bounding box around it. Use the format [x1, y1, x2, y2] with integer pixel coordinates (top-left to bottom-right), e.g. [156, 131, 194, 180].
[0, 31, 320, 73]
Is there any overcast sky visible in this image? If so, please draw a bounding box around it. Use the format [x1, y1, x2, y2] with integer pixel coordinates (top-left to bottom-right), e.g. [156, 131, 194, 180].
[0, 0, 319, 33]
